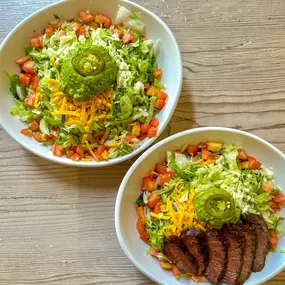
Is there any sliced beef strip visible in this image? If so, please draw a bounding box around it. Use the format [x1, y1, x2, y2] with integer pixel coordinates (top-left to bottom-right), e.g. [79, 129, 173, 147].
[246, 214, 269, 272]
[182, 228, 208, 276]
[204, 230, 227, 284]
[163, 236, 197, 274]
[235, 225, 257, 285]
[221, 226, 245, 285]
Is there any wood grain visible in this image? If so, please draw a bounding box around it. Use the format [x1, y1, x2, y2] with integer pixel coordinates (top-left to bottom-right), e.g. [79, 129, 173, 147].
[1, 0, 285, 284]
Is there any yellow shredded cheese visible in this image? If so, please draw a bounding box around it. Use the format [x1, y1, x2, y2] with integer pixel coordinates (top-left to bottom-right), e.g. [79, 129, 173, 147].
[85, 141, 99, 162]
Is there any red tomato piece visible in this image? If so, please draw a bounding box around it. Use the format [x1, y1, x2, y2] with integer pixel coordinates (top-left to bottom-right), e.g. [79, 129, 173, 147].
[186, 145, 198, 156]
[70, 153, 81, 161]
[96, 145, 108, 156]
[76, 26, 85, 37]
[76, 146, 85, 159]
[122, 32, 135, 44]
[95, 13, 112, 28]
[147, 126, 158, 138]
[271, 200, 281, 212]
[140, 124, 151, 134]
[32, 132, 42, 142]
[78, 11, 95, 23]
[24, 92, 36, 107]
[262, 183, 274, 194]
[150, 118, 159, 127]
[31, 75, 39, 90]
[148, 193, 160, 208]
[156, 173, 171, 186]
[269, 230, 278, 249]
[45, 26, 54, 38]
[142, 177, 156, 191]
[201, 149, 211, 160]
[52, 144, 65, 157]
[19, 73, 32, 87]
[112, 28, 123, 38]
[136, 206, 146, 223]
[153, 68, 163, 78]
[144, 82, 151, 91]
[158, 91, 168, 100]
[20, 128, 32, 136]
[72, 22, 81, 32]
[153, 201, 162, 214]
[30, 35, 43, 48]
[155, 164, 168, 174]
[22, 60, 35, 74]
[66, 150, 75, 158]
[139, 231, 150, 242]
[29, 120, 39, 131]
[273, 194, 285, 203]
[248, 156, 257, 170]
[136, 219, 145, 235]
[16, 56, 29, 65]
[155, 99, 166, 109]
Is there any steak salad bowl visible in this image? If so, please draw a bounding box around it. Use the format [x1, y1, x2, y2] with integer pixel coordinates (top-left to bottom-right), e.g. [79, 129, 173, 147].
[115, 127, 285, 285]
[0, 0, 182, 166]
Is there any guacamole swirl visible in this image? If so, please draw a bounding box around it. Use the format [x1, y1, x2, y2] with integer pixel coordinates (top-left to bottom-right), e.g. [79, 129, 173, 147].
[194, 188, 240, 228]
[60, 41, 118, 100]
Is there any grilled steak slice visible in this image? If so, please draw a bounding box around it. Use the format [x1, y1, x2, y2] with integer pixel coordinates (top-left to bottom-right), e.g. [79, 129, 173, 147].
[235, 225, 257, 285]
[163, 236, 197, 274]
[246, 214, 269, 272]
[221, 226, 245, 285]
[204, 230, 226, 284]
[183, 228, 207, 275]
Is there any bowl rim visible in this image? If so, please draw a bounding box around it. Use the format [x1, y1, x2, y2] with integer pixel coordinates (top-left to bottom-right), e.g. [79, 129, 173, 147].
[115, 126, 285, 285]
[0, 0, 183, 167]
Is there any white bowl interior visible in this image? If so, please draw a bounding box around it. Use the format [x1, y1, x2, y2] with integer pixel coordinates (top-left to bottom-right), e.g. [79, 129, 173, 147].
[0, 0, 182, 167]
[116, 128, 285, 285]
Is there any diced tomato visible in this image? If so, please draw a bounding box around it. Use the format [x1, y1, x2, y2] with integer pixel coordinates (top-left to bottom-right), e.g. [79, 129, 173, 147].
[45, 26, 54, 38]
[144, 82, 151, 91]
[269, 230, 278, 249]
[95, 145, 108, 156]
[52, 144, 65, 157]
[95, 13, 112, 28]
[31, 74, 39, 90]
[122, 32, 135, 44]
[172, 265, 182, 277]
[262, 183, 274, 194]
[136, 219, 145, 235]
[271, 200, 281, 212]
[72, 22, 81, 32]
[19, 73, 32, 87]
[139, 231, 149, 242]
[136, 206, 146, 223]
[150, 118, 159, 127]
[41, 134, 49, 142]
[153, 201, 162, 214]
[155, 164, 168, 174]
[198, 142, 207, 149]
[148, 193, 160, 209]
[24, 92, 36, 107]
[22, 60, 35, 74]
[153, 68, 163, 78]
[149, 171, 159, 179]
[76, 26, 85, 37]
[70, 153, 81, 161]
[29, 120, 39, 131]
[147, 126, 158, 138]
[201, 148, 211, 160]
[32, 132, 42, 142]
[238, 149, 248, 161]
[112, 28, 123, 38]
[160, 260, 173, 270]
[140, 124, 151, 134]
[124, 134, 136, 143]
[142, 177, 156, 191]
[158, 91, 168, 100]
[76, 146, 85, 159]
[155, 99, 166, 109]
[156, 173, 171, 186]
[30, 35, 43, 48]
[150, 247, 161, 257]
[78, 11, 95, 23]
[66, 150, 75, 158]
[186, 145, 198, 156]
[273, 194, 285, 204]
[20, 128, 32, 136]
[16, 56, 29, 65]
[248, 156, 257, 170]
[257, 161, 262, 169]
[147, 85, 160, 96]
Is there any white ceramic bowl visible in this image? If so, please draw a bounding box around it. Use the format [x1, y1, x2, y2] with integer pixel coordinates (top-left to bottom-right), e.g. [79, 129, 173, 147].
[115, 127, 285, 285]
[0, 0, 182, 167]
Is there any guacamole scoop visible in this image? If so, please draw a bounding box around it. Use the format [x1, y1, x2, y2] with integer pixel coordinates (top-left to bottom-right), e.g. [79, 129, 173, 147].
[60, 42, 117, 100]
[194, 188, 240, 229]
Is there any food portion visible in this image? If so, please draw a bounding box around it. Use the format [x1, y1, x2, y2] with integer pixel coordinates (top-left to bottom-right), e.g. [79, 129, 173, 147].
[7, 6, 167, 162]
[135, 141, 284, 284]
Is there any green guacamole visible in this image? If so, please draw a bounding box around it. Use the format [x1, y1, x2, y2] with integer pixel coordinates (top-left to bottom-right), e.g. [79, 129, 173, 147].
[194, 188, 241, 229]
[60, 41, 118, 100]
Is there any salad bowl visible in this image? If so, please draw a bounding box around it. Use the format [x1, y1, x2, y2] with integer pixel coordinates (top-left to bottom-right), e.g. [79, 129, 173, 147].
[0, 0, 182, 166]
[115, 127, 285, 285]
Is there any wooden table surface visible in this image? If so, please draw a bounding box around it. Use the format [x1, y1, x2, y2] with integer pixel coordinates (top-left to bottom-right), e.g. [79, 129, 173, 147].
[1, 0, 285, 284]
